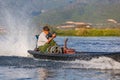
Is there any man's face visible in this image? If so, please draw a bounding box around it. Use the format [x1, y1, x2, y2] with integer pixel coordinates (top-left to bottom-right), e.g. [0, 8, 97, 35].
[43, 30, 49, 35]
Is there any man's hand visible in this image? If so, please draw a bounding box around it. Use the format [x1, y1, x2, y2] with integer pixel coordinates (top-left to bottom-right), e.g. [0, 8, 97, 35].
[47, 33, 56, 44]
[52, 33, 56, 38]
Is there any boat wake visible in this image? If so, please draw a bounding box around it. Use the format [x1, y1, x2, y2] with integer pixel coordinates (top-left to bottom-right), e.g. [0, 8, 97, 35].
[64, 56, 120, 70]
[0, 55, 120, 70]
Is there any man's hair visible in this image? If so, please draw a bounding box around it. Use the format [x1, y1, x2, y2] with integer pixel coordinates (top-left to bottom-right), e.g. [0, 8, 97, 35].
[43, 26, 50, 31]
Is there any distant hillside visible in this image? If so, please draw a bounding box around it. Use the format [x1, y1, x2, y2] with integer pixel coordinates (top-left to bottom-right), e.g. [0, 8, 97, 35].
[0, 0, 120, 26]
[34, 0, 120, 25]
[0, 0, 69, 25]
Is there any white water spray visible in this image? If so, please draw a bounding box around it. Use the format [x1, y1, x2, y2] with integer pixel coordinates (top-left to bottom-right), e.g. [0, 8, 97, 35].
[0, 0, 38, 56]
[64, 57, 120, 70]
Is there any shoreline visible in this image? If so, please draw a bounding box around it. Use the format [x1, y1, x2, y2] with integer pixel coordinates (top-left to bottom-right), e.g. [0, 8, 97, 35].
[55, 28, 120, 37]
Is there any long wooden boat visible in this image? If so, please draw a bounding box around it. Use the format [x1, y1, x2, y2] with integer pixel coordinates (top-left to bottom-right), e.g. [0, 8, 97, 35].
[28, 50, 120, 62]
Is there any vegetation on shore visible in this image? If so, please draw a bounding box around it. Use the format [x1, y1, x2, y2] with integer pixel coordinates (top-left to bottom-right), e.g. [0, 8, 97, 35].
[55, 28, 120, 36]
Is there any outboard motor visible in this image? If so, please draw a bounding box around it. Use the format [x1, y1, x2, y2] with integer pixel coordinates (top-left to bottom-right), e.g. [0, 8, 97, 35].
[63, 38, 75, 54]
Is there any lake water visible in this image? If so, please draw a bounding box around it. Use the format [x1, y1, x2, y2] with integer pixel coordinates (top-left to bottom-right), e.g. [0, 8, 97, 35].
[0, 37, 120, 80]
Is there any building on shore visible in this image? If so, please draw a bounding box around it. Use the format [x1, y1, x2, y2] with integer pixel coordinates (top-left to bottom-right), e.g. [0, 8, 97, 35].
[57, 21, 92, 30]
[0, 27, 6, 33]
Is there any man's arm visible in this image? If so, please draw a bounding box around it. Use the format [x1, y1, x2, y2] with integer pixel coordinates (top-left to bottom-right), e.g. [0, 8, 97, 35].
[46, 33, 56, 44]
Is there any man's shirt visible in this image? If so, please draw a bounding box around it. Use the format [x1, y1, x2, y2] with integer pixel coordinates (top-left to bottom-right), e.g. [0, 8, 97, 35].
[37, 32, 48, 47]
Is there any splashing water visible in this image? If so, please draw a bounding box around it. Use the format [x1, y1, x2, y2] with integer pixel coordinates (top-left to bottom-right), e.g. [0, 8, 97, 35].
[63, 57, 120, 70]
[0, 0, 39, 56]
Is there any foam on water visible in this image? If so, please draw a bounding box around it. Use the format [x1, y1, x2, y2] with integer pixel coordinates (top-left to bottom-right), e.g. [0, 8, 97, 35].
[64, 57, 120, 70]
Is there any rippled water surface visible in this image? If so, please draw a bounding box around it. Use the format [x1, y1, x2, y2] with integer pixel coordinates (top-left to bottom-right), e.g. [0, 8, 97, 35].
[0, 37, 120, 80]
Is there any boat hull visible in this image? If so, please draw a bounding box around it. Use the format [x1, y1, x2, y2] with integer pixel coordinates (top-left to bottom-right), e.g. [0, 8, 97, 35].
[28, 50, 120, 62]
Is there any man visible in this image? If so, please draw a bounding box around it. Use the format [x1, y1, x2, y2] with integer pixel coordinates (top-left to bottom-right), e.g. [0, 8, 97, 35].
[37, 26, 57, 53]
